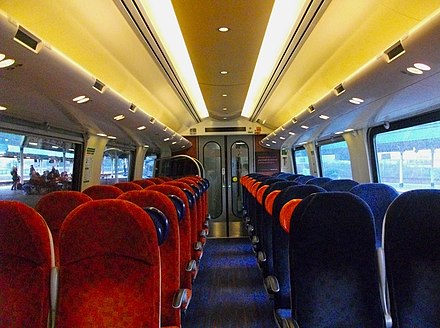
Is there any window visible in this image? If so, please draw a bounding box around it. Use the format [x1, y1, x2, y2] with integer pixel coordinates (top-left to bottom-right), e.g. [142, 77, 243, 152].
[319, 140, 352, 179]
[293, 147, 310, 175]
[0, 131, 79, 202]
[100, 148, 131, 184]
[372, 118, 440, 192]
[142, 154, 157, 178]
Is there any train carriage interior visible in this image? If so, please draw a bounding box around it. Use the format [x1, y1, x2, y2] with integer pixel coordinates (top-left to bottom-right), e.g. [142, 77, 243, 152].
[1, 1, 440, 327]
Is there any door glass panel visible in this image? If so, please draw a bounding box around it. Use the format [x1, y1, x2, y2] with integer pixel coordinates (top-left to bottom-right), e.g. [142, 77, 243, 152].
[294, 148, 311, 174]
[203, 142, 222, 219]
[230, 141, 249, 218]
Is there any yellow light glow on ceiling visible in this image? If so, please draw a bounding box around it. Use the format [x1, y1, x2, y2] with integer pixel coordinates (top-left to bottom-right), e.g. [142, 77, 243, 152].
[241, 0, 306, 118]
[140, 0, 209, 119]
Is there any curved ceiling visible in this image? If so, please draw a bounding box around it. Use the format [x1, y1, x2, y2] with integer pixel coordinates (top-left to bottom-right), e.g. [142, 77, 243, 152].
[1, 0, 440, 150]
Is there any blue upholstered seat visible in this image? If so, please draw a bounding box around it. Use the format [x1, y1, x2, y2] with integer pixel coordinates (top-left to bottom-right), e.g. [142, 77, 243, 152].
[322, 178, 359, 191]
[288, 192, 384, 327]
[305, 177, 332, 187]
[384, 189, 440, 328]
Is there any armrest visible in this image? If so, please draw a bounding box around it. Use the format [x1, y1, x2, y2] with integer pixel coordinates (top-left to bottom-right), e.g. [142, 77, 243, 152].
[194, 241, 203, 251]
[243, 216, 250, 224]
[282, 318, 300, 328]
[200, 230, 208, 237]
[247, 224, 254, 234]
[50, 266, 59, 328]
[376, 248, 393, 328]
[172, 288, 188, 309]
[257, 251, 266, 264]
[265, 275, 280, 293]
[251, 235, 259, 245]
[186, 259, 197, 272]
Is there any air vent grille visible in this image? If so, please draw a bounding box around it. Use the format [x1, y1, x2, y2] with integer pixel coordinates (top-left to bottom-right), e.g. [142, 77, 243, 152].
[93, 79, 106, 93]
[384, 41, 405, 63]
[129, 103, 137, 113]
[14, 26, 41, 53]
[334, 83, 346, 96]
[205, 127, 246, 132]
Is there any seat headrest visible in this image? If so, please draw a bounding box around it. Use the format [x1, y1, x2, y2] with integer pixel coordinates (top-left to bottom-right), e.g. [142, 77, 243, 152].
[168, 195, 185, 222]
[191, 184, 201, 200]
[144, 207, 169, 246]
[183, 188, 195, 208]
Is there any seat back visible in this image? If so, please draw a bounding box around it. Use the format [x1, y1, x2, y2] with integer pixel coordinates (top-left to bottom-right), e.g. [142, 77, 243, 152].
[322, 178, 358, 191]
[270, 185, 326, 313]
[290, 192, 383, 327]
[384, 189, 440, 328]
[350, 183, 398, 248]
[305, 177, 332, 187]
[57, 199, 160, 327]
[35, 191, 92, 262]
[118, 190, 181, 327]
[82, 185, 123, 199]
[0, 201, 53, 328]
[113, 181, 143, 192]
[132, 179, 156, 188]
[294, 175, 315, 184]
[147, 184, 193, 290]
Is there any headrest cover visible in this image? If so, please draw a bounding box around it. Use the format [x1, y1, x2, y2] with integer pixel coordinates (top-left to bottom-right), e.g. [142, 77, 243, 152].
[257, 185, 269, 205]
[265, 190, 282, 216]
[279, 199, 302, 233]
[144, 207, 169, 246]
[251, 181, 262, 197]
[183, 188, 195, 208]
[168, 195, 185, 222]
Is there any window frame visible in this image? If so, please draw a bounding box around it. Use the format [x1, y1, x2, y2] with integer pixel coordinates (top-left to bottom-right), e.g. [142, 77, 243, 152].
[317, 136, 352, 179]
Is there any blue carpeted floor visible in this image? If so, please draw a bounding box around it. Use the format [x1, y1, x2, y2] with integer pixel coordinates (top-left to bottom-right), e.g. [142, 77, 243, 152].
[182, 238, 276, 328]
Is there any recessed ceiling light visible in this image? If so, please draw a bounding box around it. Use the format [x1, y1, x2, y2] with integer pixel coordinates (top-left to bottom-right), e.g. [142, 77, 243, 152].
[73, 95, 86, 102]
[77, 97, 90, 104]
[272, 140, 277, 144]
[113, 114, 125, 121]
[107, 136, 116, 139]
[181, 145, 186, 148]
[0, 58, 15, 68]
[319, 115, 330, 120]
[223, 117, 227, 120]
[137, 126, 146, 130]
[222, 107, 227, 111]
[222, 94, 227, 97]
[97, 133, 107, 137]
[172, 141, 177, 145]
[218, 27, 229, 32]
[220, 71, 228, 75]
[266, 144, 271, 147]
[280, 136, 286, 140]
[164, 137, 170, 141]
[352, 97, 364, 103]
[407, 67, 423, 75]
[414, 63, 431, 71]
[289, 132, 295, 135]
[0, 106, 6, 111]
[301, 125, 309, 129]
[144, 145, 149, 148]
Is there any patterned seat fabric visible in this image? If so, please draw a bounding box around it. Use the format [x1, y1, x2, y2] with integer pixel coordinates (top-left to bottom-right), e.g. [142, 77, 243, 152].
[35, 191, 92, 263]
[384, 189, 440, 328]
[118, 190, 182, 327]
[289, 192, 384, 327]
[113, 182, 143, 192]
[56, 199, 161, 327]
[322, 178, 359, 191]
[82, 185, 123, 200]
[0, 201, 53, 328]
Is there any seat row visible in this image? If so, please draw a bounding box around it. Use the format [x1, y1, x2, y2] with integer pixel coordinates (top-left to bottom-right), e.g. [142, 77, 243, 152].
[0, 175, 210, 328]
[241, 173, 440, 328]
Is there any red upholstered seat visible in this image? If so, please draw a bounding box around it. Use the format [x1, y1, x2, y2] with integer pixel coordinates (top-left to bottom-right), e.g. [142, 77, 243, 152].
[148, 177, 165, 184]
[0, 201, 53, 328]
[146, 184, 194, 292]
[133, 179, 156, 188]
[166, 181, 202, 266]
[82, 185, 123, 199]
[35, 191, 92, 264]
[118, 190, 183, 327]
[113, 182, 143, 192]
[56, 199, 161, 327]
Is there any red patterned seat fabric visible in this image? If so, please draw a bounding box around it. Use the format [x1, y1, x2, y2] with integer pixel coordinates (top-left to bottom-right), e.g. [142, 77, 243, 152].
[132, 179, 156, 188]
[146, 184, 193, 291]
[0, 201, 53, 328]
[35, 191, 92, 264]
[56, 199, 160, 327]
[118, 190, 182, 327]
[113, 182, 143, 192]
[82, 185, 123, 200]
